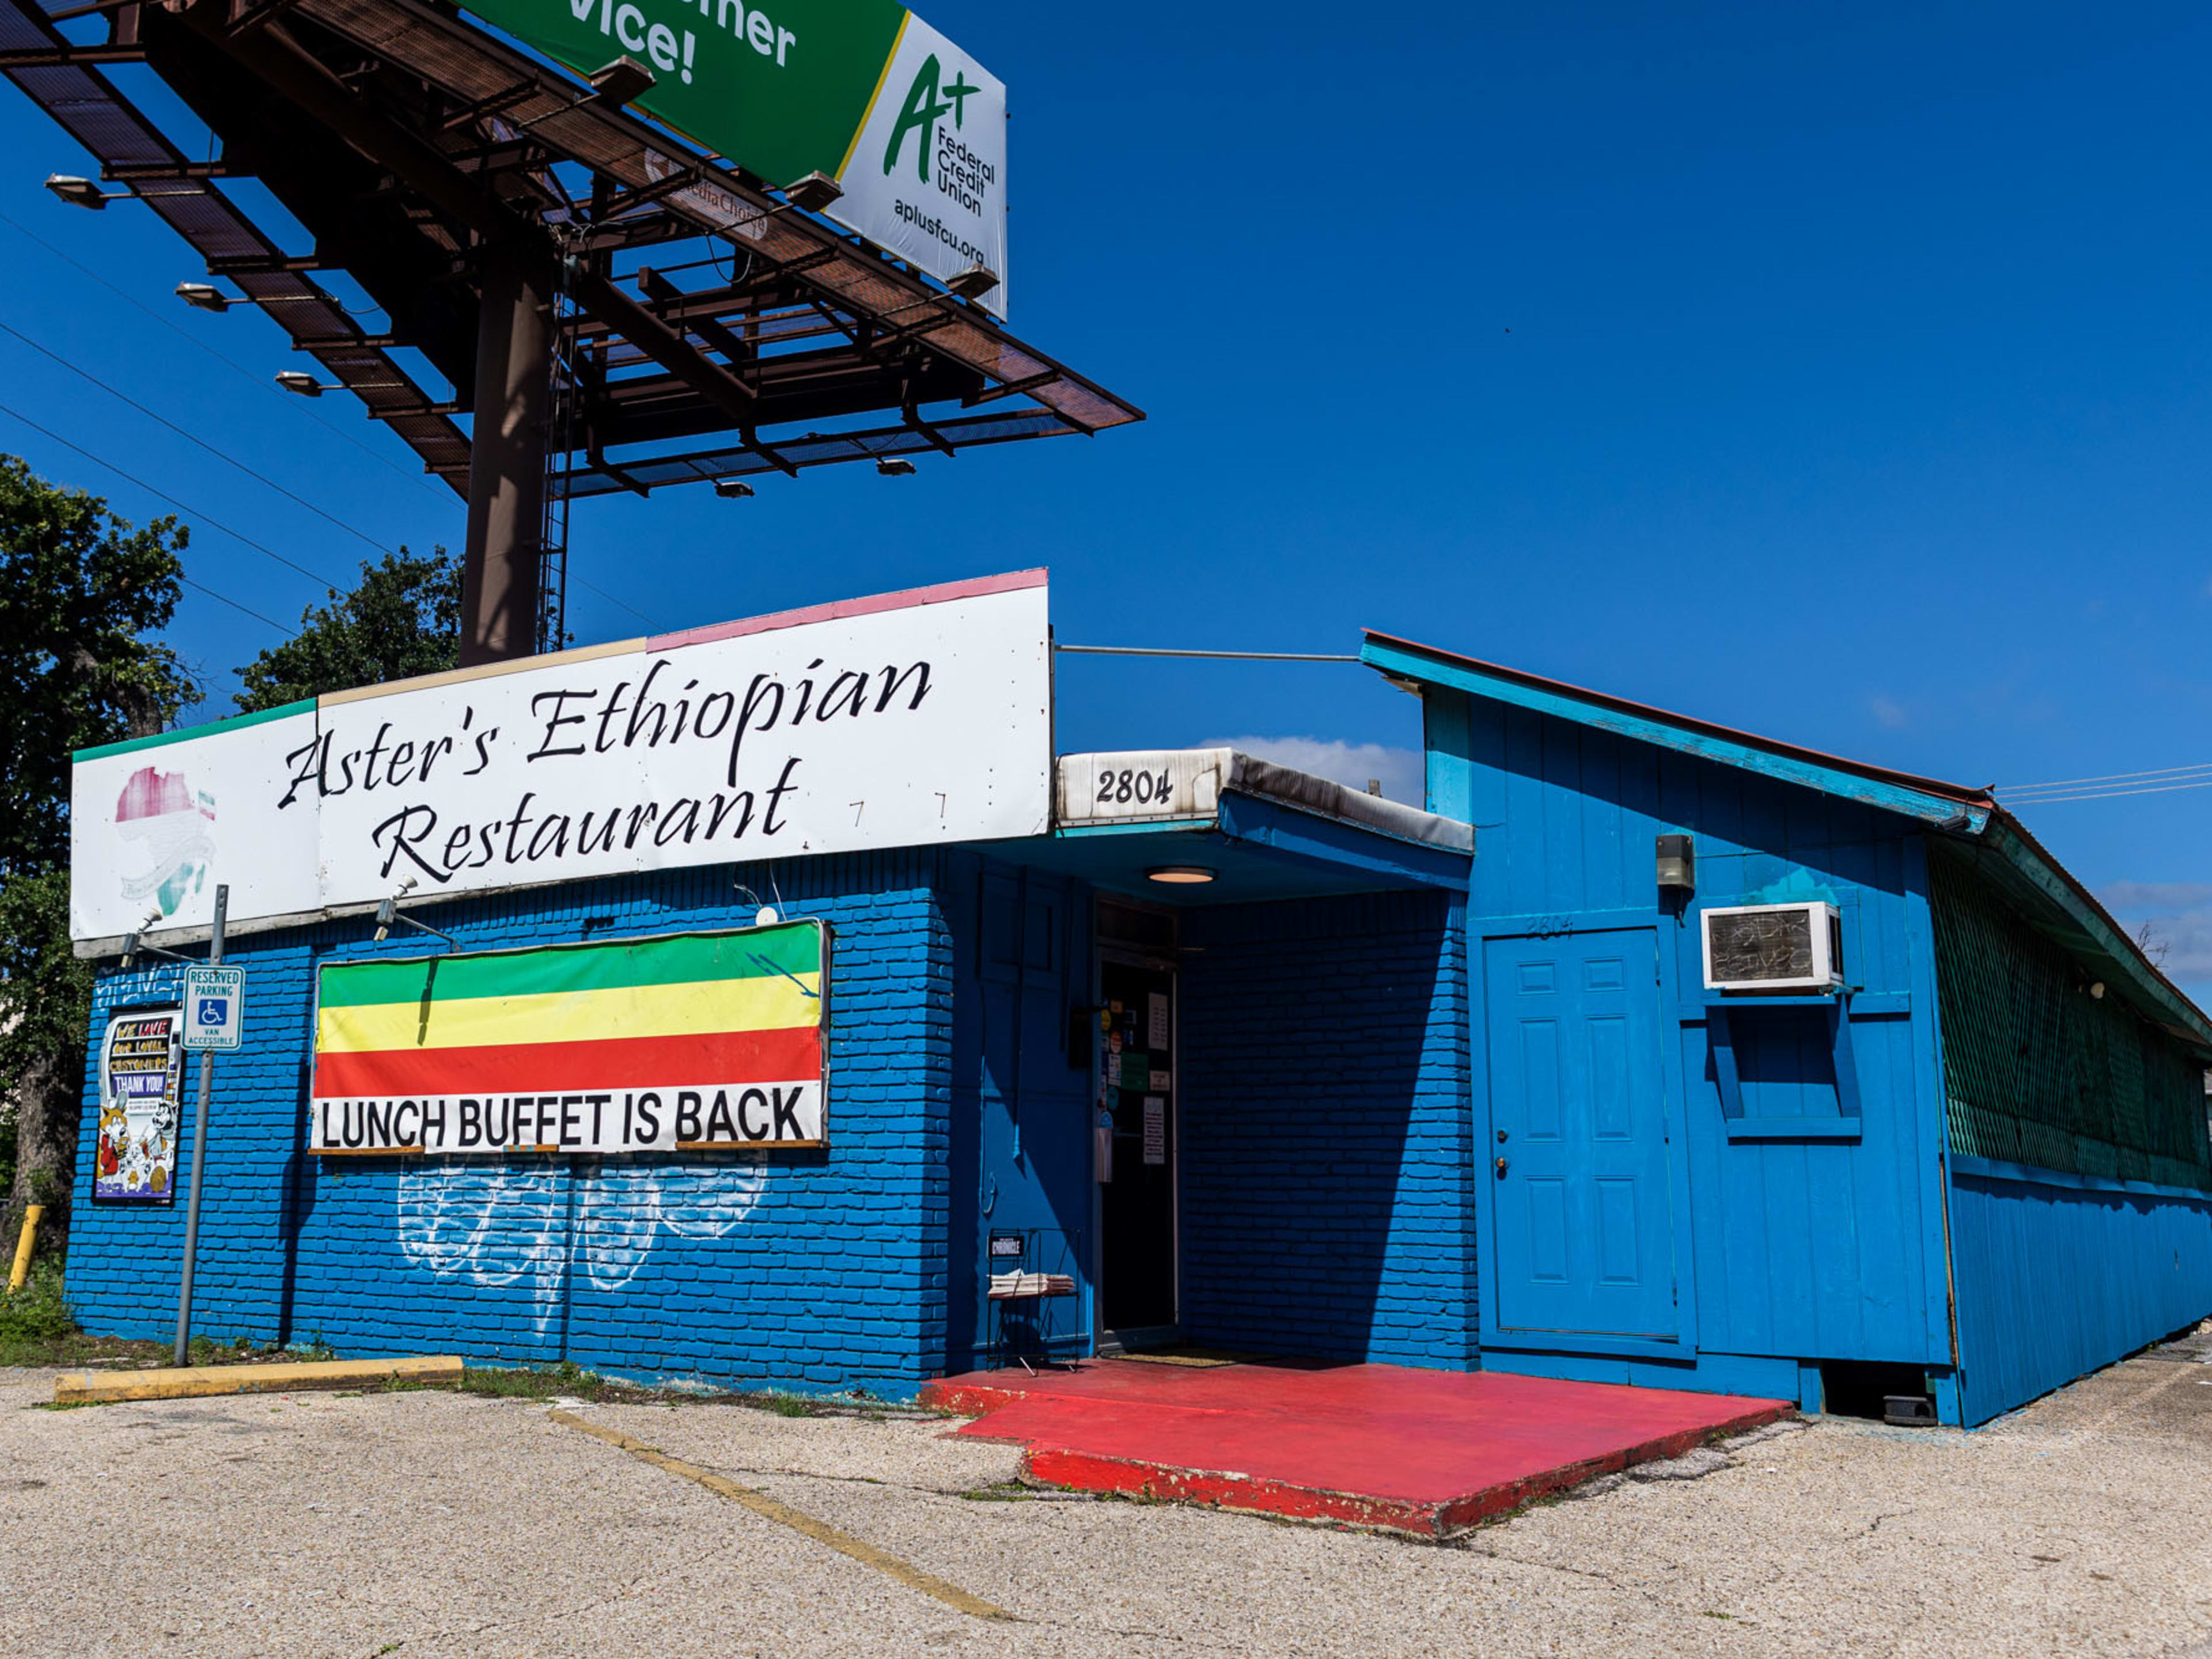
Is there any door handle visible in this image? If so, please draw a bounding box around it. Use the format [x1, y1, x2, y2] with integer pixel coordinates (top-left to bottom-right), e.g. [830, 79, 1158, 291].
[1494, 1157, 1509, 1177]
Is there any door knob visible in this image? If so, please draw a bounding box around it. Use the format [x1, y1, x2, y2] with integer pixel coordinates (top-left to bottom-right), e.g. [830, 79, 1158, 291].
[1494, 1157, 1509, 1177]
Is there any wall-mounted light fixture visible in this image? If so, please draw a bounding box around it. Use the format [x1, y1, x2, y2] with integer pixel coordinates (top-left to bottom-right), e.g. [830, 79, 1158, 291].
[1146, 865, 1215, 886]
[373, 888, 456, 950]
[1656, 833, 1695, 893]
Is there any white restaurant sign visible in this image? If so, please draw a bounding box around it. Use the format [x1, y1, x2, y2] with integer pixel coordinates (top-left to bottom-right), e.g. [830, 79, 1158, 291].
[71, 572, 1051, 942]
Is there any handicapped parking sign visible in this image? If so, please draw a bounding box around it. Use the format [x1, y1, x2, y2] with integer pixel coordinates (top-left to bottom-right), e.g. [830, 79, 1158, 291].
[182, 967, 245, 1051]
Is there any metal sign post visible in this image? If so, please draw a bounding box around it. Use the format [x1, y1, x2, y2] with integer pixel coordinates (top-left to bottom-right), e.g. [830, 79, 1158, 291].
[172, 885, 230, 1367]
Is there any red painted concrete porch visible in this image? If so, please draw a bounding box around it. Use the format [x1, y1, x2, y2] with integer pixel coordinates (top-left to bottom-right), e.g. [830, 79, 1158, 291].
[923, 1358, 1790, 1537]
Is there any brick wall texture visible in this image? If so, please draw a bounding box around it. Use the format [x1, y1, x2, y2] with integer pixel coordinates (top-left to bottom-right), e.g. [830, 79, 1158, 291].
[69, 853, 952, 1399]
[1178, 891, 1476, 1369]
[70, 863, 1475, 1395]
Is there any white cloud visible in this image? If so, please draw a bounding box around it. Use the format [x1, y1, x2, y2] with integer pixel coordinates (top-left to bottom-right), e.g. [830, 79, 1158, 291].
[2101, 881, 2212, 911]
[1200, 734, 1426, 806]
[1868, 695, 1908, 730]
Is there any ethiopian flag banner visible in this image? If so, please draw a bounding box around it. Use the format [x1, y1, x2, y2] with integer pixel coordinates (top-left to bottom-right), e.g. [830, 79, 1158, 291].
[310, 923, 826, 1155]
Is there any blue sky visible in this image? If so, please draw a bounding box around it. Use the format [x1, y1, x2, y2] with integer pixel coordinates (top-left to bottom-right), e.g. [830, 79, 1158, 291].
[4, 2, 2211, 985]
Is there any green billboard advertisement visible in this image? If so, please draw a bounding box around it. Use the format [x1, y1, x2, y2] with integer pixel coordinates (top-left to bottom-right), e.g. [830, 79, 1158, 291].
[464, 0, 1008, 312]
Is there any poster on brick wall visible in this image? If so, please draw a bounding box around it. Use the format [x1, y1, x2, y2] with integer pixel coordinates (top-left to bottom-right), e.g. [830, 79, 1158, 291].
[310, 923, 826, 1155]
[95, 1008, 183, 1203]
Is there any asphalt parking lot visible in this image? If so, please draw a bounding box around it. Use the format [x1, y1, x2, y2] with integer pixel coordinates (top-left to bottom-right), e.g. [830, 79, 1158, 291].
[3, 1333, 2210, 1658]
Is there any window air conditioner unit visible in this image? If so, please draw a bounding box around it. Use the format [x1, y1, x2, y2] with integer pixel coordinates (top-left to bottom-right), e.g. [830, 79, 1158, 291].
[1700, 902, 1843, 993]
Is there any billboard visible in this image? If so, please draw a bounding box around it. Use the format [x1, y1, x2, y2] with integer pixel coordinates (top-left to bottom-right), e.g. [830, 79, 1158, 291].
[71, 571, 1051, 942]
[464, 0, 1008, 312]
[310, 923, 826, 1154]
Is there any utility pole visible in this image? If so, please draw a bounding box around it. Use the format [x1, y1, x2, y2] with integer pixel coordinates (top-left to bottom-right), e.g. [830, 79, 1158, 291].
[172, 883, 227, 1367]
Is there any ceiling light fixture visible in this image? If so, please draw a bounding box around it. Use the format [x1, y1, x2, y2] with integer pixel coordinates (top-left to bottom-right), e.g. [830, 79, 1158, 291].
[1145, 865, 1216, 885]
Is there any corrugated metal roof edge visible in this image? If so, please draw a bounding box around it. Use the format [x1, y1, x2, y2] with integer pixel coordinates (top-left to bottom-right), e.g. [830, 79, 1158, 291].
[1361, 628, 2212, 1052]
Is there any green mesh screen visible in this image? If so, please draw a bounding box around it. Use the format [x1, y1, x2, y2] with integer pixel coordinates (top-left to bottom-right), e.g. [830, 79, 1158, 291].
[1929, 850, 2212, 1191]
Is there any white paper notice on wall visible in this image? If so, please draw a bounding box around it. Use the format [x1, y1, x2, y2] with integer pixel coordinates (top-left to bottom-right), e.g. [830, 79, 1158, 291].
[1146, 991, 1169, 1052]
[1143, 1096, 1165, 1165]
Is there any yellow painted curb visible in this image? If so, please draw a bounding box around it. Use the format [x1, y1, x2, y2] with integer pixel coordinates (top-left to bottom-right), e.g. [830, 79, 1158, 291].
[54, 1354, 464, 1404]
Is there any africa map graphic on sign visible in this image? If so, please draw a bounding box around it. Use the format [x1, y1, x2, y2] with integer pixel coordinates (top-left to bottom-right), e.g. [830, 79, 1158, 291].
[113, 764, 214, 921]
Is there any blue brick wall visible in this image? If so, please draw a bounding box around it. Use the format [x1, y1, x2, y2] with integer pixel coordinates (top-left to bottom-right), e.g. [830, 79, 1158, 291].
[67, 851, 955, 1399]
[1176, 891, 1474, 1369]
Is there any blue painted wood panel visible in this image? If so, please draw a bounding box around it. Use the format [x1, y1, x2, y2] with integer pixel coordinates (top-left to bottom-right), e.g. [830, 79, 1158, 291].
[1449, 694, 1951, 1369]
[1949, 1165, 2212, 1425]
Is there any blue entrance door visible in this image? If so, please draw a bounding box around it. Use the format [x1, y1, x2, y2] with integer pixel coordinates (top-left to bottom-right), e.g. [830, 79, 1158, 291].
[1483, 929, 1679, 1340]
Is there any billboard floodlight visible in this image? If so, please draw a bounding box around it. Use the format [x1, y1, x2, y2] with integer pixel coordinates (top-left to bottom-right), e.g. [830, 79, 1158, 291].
[44, 173, 117, 210]
[175, 283, 230, 313]
[586, 55, 656, 109]
[945, 263, 1001, 302]
[713, 479, 756, 499]
[875, 457, 917, 478]
[783, 172, 843, 213]
[274, 371, 327, 397]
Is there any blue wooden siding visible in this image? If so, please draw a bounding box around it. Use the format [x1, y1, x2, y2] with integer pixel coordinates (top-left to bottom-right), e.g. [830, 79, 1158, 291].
[1438, 690, 1953, 1377]
[1949, 1160, 2212, 1424]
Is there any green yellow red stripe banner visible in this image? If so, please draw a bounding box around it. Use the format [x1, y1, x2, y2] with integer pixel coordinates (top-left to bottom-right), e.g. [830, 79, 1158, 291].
[310, 923, 825, 1154]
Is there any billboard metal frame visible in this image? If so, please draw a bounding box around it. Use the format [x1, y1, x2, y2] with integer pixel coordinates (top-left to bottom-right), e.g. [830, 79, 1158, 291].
[0, 0, 1141, 655]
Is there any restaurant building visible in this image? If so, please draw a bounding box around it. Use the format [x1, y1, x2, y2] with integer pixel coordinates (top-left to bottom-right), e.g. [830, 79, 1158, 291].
[63, 574, 2212, 1424]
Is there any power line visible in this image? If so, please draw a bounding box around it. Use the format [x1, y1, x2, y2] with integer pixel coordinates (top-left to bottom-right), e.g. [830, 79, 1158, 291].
[2001, 760, 2212, 795]
[2003, 776, 2212, 806]
[0, 395, 342, 590]
[181, 576, 294, 634]
[1054, 645, 1361, 662]
[0, 207, 450, 498]
[573, 575, 664, 632]
[0, 320, 409, 561]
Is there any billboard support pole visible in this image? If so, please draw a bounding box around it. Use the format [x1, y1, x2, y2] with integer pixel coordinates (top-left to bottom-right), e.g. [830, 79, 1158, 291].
[172, 883, 226, 1368]
[459, 243, 551, 666]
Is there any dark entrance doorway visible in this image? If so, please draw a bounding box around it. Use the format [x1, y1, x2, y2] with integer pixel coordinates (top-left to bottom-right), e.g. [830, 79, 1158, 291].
[1099, 955, 1177, 1341]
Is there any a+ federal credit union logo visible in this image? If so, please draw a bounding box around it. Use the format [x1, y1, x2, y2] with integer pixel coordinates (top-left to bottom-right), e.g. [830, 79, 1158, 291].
[885, 54, 978, 180]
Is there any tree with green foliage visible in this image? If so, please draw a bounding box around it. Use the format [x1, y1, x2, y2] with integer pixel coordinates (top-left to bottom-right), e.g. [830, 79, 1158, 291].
[233, 547, 461, 713]
[0, 456, 200, 1253]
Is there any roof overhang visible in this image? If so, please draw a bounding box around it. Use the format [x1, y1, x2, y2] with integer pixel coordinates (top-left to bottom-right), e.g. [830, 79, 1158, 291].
[1944, 811, 2212, 1056]
[1362, 631, 1994, 832]
[967, 749, 1473, 906]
